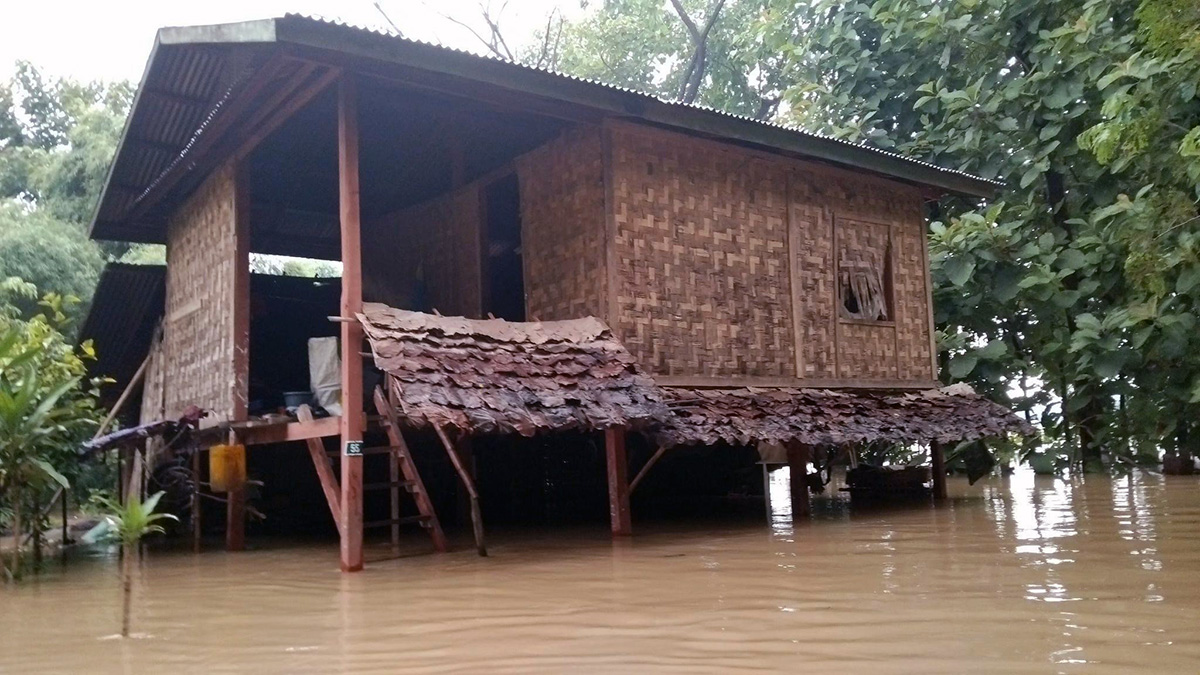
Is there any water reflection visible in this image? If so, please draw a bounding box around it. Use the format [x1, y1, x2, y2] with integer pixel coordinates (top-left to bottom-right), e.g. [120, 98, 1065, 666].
[2, 471, 1199, 673]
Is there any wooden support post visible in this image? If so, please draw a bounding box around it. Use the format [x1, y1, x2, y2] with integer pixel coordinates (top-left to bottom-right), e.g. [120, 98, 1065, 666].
[338, 76, 365, 573]
[930, 441, 948, 501]
[226, 431, 246, 552]
[297, 405, 342, 533]
[786, 442, 812, 521]
[605, 427, 632, 537]
[191, 448, 202, 553]
[433, 425, 487, 557]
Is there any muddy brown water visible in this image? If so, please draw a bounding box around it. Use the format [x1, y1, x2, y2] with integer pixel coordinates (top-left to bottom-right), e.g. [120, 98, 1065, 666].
[2, 470, 1199, 674]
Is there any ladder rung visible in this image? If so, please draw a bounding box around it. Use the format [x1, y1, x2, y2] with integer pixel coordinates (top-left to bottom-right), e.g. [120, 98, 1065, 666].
[363, 480, 417, 491]
[364, 515, 431, 529]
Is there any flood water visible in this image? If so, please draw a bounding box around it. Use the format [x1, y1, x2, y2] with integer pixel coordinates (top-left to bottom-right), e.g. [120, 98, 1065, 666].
[3, 470, 1199, 673]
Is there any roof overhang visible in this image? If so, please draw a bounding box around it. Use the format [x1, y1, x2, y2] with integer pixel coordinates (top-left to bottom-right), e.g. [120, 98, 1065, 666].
[90, 15, 1001, 244]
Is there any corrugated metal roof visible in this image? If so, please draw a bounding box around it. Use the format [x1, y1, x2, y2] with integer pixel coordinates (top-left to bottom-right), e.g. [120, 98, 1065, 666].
[77, 263, 166, 404]
[90, 14, 1001, 243]
[287, 13, 1000, 190]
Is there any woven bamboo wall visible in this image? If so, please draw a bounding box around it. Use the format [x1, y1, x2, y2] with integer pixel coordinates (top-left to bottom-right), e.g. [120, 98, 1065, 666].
[607, 121, 935, 384]
[364, 185, 483, 318]
[609, 124, 794, 377]
[515, 127, 608, 321]
[162, 163, 247, 420]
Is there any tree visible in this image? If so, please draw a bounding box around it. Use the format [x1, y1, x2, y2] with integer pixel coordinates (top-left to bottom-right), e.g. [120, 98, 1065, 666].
[554, 0, 786, 118]
[0, 63, 133, 320]
[753, 0, 1200, 471]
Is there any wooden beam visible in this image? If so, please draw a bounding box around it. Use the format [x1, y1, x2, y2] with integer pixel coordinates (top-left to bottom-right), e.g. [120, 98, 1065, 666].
[233, 65, 341, 162]
[655, 375, 939, 390]
[605, 427, 632, 536]
[433, 424, 487, 557]
[338, 75, 365, 573]
[629, 444, 671, 495]
[930, 441, 948, 501]
[297, 405, 342, 533]
[232, 161, 251, 421]
[786, 442, 812, 521]
[238, 415, 341, 445]
[226, 430, 246, 552]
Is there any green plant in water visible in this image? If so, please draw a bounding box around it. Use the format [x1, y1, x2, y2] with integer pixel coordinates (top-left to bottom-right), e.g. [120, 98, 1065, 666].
[94, 489, 177, 638]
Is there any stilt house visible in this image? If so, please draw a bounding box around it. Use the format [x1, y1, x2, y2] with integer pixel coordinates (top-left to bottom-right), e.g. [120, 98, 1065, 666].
[83, 16, 1028, 571]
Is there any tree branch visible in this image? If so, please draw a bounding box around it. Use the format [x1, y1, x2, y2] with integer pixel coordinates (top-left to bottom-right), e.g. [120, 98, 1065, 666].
[669, 0, 728, 104]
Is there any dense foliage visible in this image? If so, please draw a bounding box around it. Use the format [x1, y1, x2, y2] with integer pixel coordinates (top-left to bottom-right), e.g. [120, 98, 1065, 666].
[0, 293, 103, 577]
[0, 63, 131, 324]
[546, 0, 1200, 470]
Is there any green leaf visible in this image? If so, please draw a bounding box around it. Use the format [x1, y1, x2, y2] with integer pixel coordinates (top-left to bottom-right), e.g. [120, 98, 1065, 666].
[943, 255, 976, 287]
[1093, 352, 1125, 379]
[976, 339, 1008, 360]
[32, 458, 70, 489]
[948, 354, 978, 379]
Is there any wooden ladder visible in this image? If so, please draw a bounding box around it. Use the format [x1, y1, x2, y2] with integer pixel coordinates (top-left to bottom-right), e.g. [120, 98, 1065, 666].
[370, 385, 448, 552]
[298, 393, 447, 555]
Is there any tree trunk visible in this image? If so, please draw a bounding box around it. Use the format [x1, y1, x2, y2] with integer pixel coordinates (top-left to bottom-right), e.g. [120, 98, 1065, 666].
[121, 541, 134, 637]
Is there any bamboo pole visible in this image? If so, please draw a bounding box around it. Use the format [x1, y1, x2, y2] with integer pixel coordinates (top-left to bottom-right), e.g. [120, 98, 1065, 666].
[629, 444, 671, 495]
[433, 424, 486, 557]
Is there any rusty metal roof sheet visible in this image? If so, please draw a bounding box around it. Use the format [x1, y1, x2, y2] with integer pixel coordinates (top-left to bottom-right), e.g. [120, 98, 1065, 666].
[659, 383, 1034, 447]
[357, 303, 668, 436]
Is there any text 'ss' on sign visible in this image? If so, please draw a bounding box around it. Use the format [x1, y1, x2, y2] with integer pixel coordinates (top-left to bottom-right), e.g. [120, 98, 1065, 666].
[345, 441, 363, 457]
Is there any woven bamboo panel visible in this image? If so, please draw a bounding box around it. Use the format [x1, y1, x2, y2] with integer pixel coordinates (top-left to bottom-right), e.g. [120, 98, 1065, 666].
[790, 166, 932, 382]
[789, 201, 834, 378]
[364, 185, 483, 318]
[162, 164, 242, 420]
[893, 215, 935, 380]
[610, 124, 794, 377]
[516, 127, 607, 321]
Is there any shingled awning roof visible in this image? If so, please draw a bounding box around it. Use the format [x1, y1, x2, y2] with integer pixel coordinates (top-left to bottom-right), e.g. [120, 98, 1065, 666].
[357, 304, 667, 436]
[658, 384, 1034, 448]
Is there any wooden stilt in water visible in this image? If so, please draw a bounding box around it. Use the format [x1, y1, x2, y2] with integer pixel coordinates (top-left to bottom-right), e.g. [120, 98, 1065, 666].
[930, 441, 948, 501]
[226, 430, 246, 552]
[605, 427, 632, 536]
[433, 423, 486, 556]
[786, 442, 812, 521]
[191, 447, 202, 553]
[337, 75, 365, 573]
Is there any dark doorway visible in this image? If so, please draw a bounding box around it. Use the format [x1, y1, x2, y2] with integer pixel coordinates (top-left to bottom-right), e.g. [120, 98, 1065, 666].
[482, 174, 525, 321]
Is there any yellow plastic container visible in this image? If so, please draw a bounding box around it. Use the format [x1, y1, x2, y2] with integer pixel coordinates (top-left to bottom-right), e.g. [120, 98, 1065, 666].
[209, 444, 246, 493]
